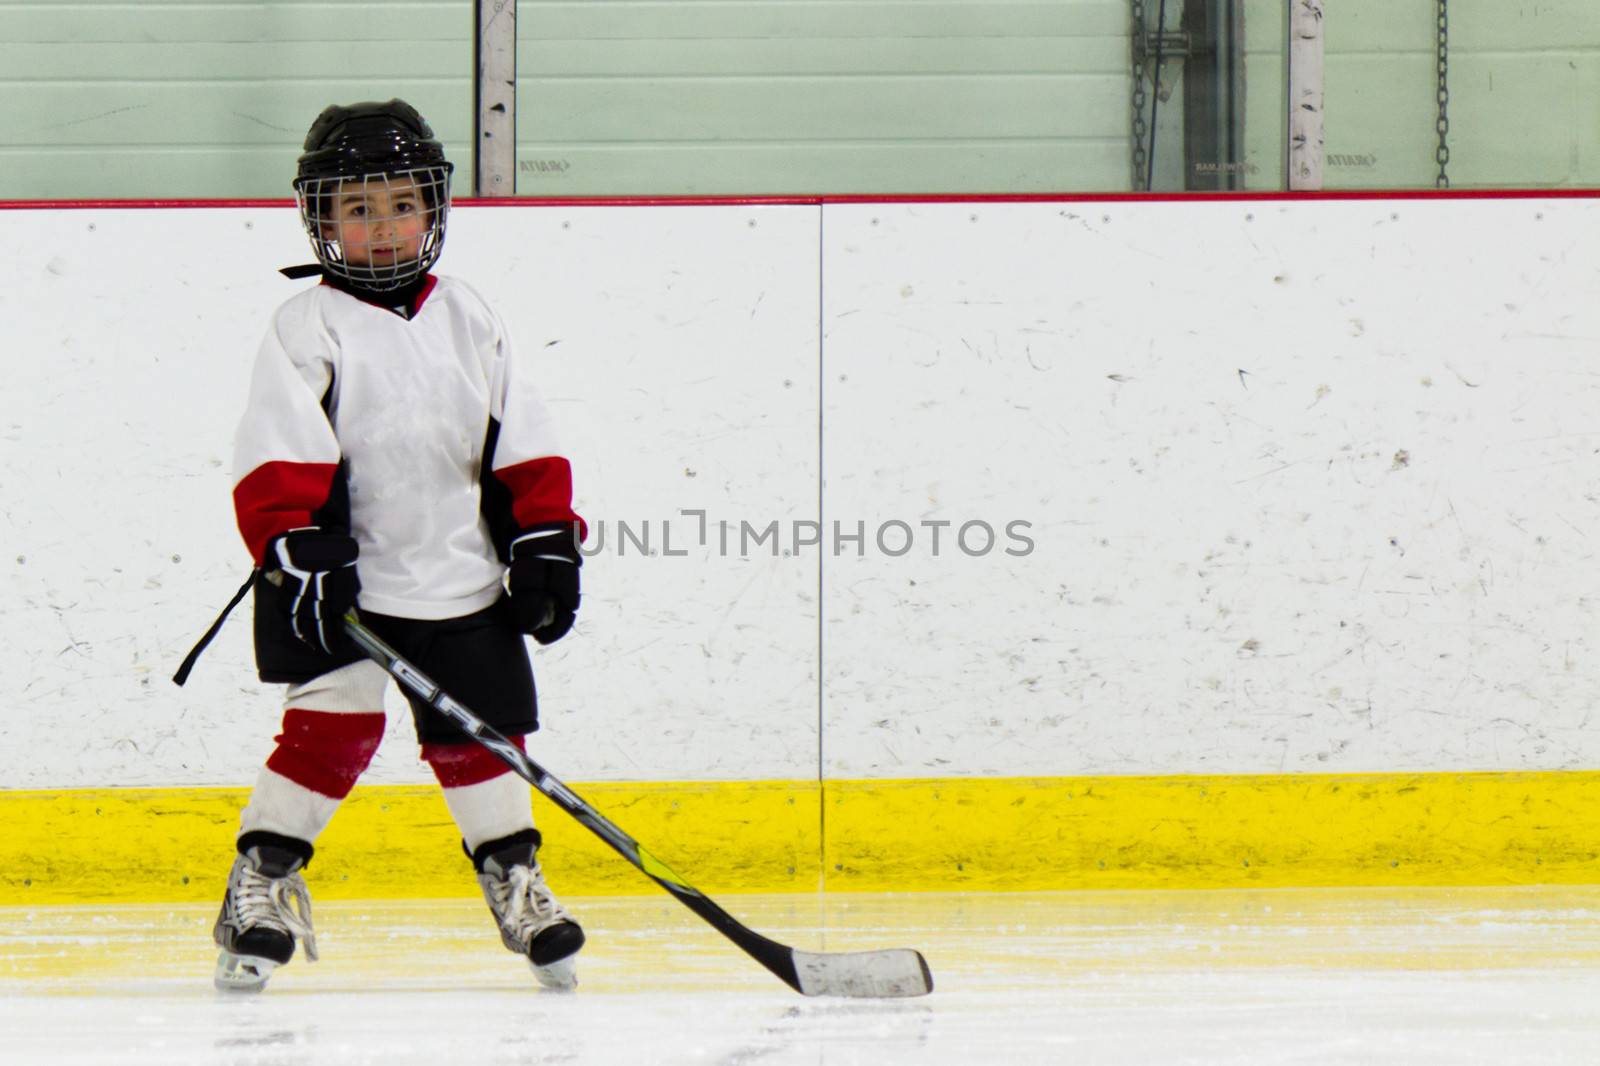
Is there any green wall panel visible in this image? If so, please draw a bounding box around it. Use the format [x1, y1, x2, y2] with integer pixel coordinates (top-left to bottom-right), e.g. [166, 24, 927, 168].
[0, 144, 473, 200]
[1, 1, 1131, 198]
[0, 3, 463, 44]
[514, 0, 1130, 195]
[0, 85, 468, 146]
[1321, 0, 1600, 188]
[521, 76, 1126, 141]
[520, 36, 1127, 77]
[1241, 0, 1285, 190]
[517, 1, 1129, 40]
[0, 1, 469, 198]
[510, 140, 1128, 197]
[0, 43, 464, 80]
[4, 1, 1592, 199]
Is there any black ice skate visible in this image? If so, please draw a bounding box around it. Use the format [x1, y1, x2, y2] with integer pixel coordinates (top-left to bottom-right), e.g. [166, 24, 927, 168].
[472, 830, 585, 990]
[212, 832, 318, 992]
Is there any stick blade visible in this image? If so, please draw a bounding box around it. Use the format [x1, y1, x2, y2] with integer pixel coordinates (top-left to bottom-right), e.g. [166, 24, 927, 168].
[791, 949, 934, 998]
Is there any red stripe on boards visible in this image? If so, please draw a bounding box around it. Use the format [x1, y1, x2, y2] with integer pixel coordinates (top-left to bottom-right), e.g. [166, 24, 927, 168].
[1, 190, 1599, 211]
[233, 461, 340, 564]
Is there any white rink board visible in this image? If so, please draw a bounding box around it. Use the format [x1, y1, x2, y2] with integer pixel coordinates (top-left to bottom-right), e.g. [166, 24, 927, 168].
[0, 204, 820, 788]
[822, 198, 1600, 777]
[2, 198, 1599, 789]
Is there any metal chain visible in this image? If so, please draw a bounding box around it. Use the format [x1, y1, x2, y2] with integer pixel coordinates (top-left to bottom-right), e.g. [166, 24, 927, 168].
[1131, 0, 1148, 191]
[1435, 0, 1450, 188]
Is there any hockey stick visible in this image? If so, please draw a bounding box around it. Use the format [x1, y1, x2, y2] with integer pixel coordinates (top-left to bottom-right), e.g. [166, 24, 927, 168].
[342, 611, 933, 998]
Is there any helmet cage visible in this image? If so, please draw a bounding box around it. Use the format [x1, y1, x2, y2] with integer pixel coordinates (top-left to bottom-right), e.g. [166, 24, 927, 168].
[294, 165, 452, 292]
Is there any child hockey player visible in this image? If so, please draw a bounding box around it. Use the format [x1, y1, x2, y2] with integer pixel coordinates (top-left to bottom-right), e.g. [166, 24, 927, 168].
[210, 100, 586, 992]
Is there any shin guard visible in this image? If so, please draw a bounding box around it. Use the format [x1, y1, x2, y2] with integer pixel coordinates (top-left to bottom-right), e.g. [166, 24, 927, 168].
[265, 709, 386, 799]
[424, 738, 536, 853]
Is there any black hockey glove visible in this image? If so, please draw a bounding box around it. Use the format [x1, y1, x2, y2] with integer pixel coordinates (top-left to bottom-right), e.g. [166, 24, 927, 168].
[505, 523, 581, 645]
[264, 528, 361, 655]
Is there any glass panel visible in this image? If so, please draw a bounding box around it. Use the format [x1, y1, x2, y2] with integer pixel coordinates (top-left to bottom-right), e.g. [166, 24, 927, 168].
[1135, 0, 1268, 192]
[1322, 0, 1600, 189]
[516, 2, 1137, 196]
[1240, 0, 1286, 190]
[0, 2, 471, 200]
[8, 2, 1591, 199]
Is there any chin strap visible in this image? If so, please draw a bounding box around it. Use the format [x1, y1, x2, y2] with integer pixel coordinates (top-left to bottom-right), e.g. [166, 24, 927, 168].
[279, 263, 431, 318]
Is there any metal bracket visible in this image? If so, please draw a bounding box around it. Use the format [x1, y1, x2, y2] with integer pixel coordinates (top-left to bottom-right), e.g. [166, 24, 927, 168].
[1133, 31, 1193, 65]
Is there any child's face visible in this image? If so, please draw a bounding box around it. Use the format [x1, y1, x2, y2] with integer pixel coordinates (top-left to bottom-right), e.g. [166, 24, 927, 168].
[324, 175, 429, 269]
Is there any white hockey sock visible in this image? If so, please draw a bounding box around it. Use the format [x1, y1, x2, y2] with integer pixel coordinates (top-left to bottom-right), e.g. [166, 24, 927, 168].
[238, 661, 391, 847]
[238, 766, 344, 844]
[439, 772, 537, 854]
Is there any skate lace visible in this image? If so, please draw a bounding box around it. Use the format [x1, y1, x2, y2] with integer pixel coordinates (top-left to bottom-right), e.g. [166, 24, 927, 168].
[235, 865, 320, 963]
[496, 863, 569, 945]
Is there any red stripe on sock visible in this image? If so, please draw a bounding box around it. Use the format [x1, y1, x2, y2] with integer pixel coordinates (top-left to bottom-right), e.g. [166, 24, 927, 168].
[422, 736, 526, 788]
[265, 708, 386, 799]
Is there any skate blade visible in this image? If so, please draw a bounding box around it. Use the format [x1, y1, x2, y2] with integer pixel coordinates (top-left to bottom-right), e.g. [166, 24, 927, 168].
[214, 950, 280, 993]
[528, 955, 577, 991]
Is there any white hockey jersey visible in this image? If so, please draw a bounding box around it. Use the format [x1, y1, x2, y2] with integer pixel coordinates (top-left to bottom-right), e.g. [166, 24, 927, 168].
[232, 276, 583, 621]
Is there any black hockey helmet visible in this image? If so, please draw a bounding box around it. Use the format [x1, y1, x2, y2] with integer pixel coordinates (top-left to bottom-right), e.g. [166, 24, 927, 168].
[293, 99, 454, 292]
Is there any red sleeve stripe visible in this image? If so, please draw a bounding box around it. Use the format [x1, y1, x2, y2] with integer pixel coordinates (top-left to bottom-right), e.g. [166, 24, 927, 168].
[495, 455, 588, 541]
[233, 460, 340, 564]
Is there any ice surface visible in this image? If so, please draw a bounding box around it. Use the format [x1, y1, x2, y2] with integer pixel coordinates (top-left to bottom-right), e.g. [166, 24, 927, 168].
[3, 888, 1600, 1064]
